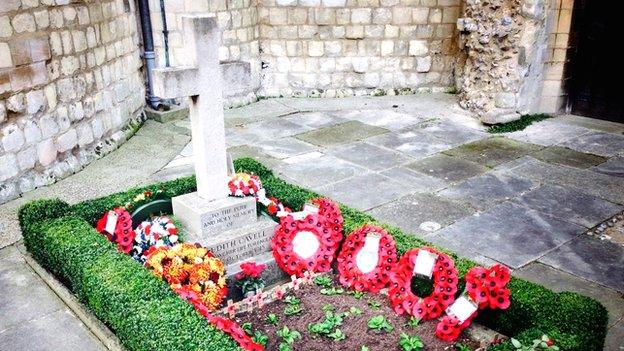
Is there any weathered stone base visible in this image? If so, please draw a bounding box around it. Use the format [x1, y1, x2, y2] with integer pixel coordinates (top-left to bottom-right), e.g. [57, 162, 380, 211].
[172, 193, 257, 242]
[145, 105, 189, 123]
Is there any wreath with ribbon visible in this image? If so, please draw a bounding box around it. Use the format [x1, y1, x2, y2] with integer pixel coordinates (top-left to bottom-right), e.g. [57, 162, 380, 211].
[95, 207, 135, 253]
[435, 264, 511, 342]
[388, 247, 458, 320]
[270, 198, 343, 277]
[336, 224, 397, 293]
[228, 173, 262, 197]
[130, 216, 179, 264]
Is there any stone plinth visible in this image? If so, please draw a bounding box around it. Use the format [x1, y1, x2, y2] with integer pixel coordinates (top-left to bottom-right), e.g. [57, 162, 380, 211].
[172, 193, 257, 242]
[206, 217, 277, 266]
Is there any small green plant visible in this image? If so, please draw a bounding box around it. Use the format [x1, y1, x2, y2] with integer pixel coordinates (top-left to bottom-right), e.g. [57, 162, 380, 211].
[367, 299, 382, 308]
[252, 331, 269, 346]
[348, 306, 362, 316]
[320, 287, 344, 296]
[277, 326, 301, 350]
[284, 304, 303, 316]
[361, 346, 370, 351]
[367, 315, 394, 333]
[283, 295, 300, 305]
[313, 274, 333, 287]
[323, 304, 335, 312]
[511, 335, 559, 350]
[454, 343, 471, 351]
[487, 113, 551, 134]
[309, 311, 345, 336]
[328, 328, 346, 341]
[266, 313, 279, 325]
[347, 290, 365, 299]
[241, 322, 253, 335]
[406, 316, 420, 329]
[399, 333, 424, 351]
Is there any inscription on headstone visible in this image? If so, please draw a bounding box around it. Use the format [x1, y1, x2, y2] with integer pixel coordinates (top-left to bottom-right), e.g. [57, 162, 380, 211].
[207, 220, 276, 265]
[201, 202, 257, 235]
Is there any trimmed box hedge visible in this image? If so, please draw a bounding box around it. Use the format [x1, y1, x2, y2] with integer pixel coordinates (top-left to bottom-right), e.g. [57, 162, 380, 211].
[18, 158, 607, 351]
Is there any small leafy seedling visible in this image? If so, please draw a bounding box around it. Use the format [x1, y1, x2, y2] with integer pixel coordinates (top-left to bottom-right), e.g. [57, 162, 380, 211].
[242, 322, 253, 335]
[283, 295, 300, 305]
[284, 304, 303, 316]
[314, 274, 333, 287]
[328, 328, 346, 341]
[399, 333, 424, 351]
[406, 316, 420, 329]
[511, 335, 559, 350]
[367, 298, 382, 308]
[348, 306, 362, 316]
[367, 315, 394, 333]
[266, 313, 279, 325]
[308, 311, 345, 336]
[361, 346, 370, 351]
[252, 331, 268, 346]
[320, 287, 344, 296]
[277, 326, 301, 345]
[454, 343, 471, 351]
[347, 290, 365, 299]
[323, 304, 335, 312]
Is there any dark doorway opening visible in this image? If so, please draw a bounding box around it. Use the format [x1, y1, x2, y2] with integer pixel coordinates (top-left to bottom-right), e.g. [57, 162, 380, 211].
[567, 0, 624, 122]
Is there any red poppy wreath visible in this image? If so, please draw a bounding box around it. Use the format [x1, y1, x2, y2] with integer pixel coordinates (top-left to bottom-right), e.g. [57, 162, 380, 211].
[95, 207, 135, 254]
[388, 247, 458, 320]
[336, 224, 397, 293]
[270, 198, 343, 277]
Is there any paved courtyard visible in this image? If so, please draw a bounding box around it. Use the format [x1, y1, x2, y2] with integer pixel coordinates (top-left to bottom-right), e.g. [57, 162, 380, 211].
[1, 94, 623, 349]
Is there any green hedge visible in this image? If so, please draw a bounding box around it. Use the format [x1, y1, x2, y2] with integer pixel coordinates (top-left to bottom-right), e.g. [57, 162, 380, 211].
[19, 158, 607, 351]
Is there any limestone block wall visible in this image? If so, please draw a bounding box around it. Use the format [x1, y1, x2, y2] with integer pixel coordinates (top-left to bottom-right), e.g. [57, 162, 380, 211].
[148, 0, 261, 106]
[258, 0, 462, 97]
[0, 0, 145, 203]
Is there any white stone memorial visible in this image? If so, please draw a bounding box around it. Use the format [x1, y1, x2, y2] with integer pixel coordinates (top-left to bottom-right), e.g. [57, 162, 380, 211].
[152, 15, 284, 295]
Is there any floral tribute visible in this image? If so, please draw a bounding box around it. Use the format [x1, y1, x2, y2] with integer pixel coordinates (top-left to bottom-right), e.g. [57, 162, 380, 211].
[145, 243, 228, 311]
[435, 264, 511, 342]
[235, 261, 267, 296]
[270, 198, 343, 277]
[95, 208, 135, 253]
[336, 224, 397, 293]
[228, 173, 262, 197]
[388, 247, 458, 320]
[130, 216, 179, 263]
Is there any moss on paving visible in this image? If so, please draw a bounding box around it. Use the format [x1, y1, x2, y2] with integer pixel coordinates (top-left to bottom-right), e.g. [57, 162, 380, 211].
[488, 114, 551, 134]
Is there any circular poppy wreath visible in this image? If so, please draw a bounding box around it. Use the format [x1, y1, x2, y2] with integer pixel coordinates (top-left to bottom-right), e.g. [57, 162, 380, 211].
[95, 207, 135, 254]
[270, 204, 343, 277]
[130, 216, 179, 264]
[311, 197, 344, 238]
[228, 173, 262, 197]
[388, 247, 458, 320]
[336, 224, 397, 293]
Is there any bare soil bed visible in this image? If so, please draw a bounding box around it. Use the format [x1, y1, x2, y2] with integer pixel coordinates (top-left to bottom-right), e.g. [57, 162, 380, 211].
[236, 274, 481, 351]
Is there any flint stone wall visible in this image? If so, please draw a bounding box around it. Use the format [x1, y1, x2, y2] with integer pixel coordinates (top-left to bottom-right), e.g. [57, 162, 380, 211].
[0, 0, 145, 204]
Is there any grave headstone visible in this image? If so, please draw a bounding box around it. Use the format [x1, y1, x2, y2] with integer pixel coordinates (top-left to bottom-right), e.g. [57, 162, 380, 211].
[152, 15, 286, 297]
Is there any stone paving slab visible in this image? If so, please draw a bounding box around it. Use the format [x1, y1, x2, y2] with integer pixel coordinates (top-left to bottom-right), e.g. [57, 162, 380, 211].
[438, 171, 537, 210]
[226, 145, 282, 169]
[224, 99, 297, 127]
[227, 119, 313, 147]
[531, 145, 607, 169]
[500, 156, 624, 204]
[334, 109, 425, 131]
[280, 111, 347, 129]
[295, 120, 389, 147]
[276, 152, 368, 188]
[379, 167, 448, 193]
[592, 156, 624, 178]
[512, 184, 624, 228]
[316, 173, 414, 211]
[366, 129, 453, 159]
[429, 202, 584, 268]
[255, 137, 318, 159]
[514, 262, 624, 326]
[505, 120, 592, 146]
[560, 131, 624, 157]
[539, 235, 624, 292]
[326, 142, 412, 171]
[368, 193, 475, 238]
[0, 309, 106, 351]
[550, 114, 624, 134]
[409, 119, 488, 146]
[443, 137, 543, 168]
[406, 154, 489, 183]
[605, 320, 624, 351]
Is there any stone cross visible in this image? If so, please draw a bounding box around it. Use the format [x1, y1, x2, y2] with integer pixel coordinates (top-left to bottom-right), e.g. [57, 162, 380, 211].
[152, 15, 228, 202]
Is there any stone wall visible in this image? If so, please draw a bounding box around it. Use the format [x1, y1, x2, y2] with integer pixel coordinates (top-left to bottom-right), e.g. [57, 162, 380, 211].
[149, 0, 462, 100]
[0, 0, 145, 203]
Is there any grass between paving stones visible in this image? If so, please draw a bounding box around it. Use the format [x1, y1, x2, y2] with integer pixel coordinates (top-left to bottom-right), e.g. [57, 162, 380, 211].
[487, 114, 551, 134]
[18, 157, 607, 351]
